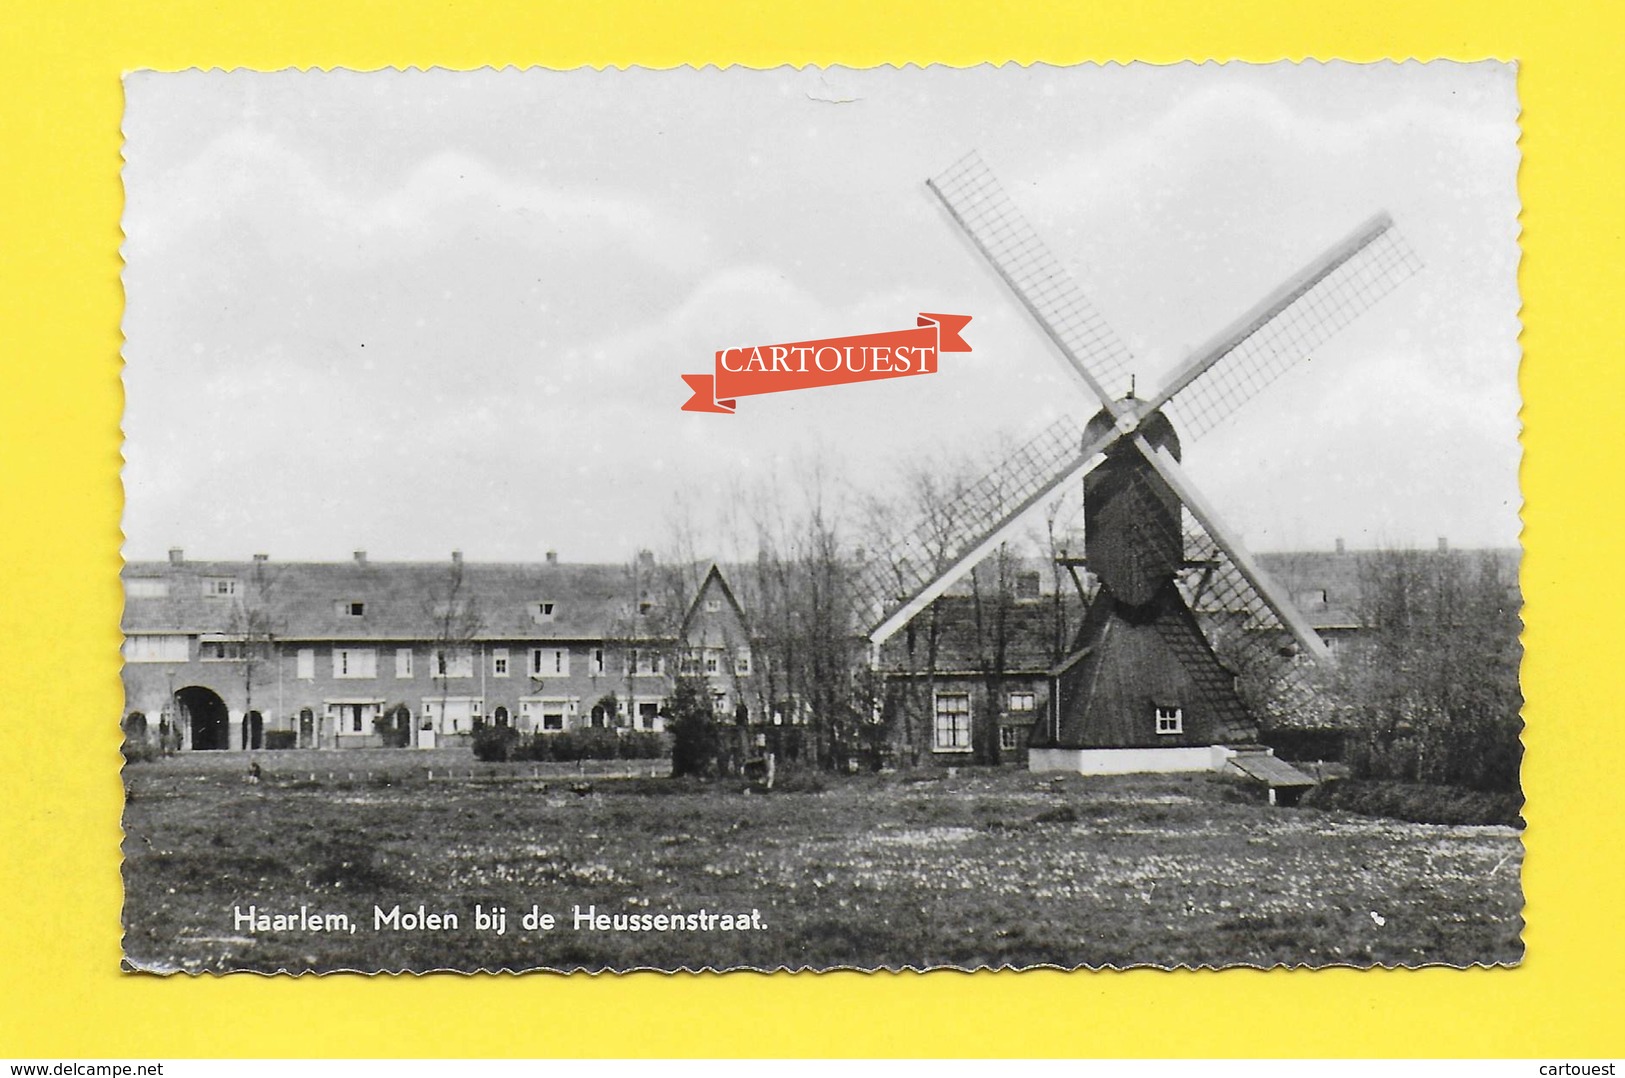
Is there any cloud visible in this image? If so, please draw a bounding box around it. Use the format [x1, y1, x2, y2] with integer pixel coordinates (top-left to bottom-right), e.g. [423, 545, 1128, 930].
[126, 130, 713, 276]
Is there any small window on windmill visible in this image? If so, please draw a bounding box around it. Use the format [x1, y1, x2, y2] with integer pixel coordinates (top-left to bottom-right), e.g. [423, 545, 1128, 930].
[1154, 705, 1183, 736]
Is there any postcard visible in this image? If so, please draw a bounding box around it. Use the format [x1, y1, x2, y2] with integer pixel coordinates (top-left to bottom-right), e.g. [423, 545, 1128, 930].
[119, 62, 1522, 973]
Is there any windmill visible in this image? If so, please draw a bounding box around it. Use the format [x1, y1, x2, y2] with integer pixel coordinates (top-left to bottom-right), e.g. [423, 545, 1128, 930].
[856, 151, 1423, 773]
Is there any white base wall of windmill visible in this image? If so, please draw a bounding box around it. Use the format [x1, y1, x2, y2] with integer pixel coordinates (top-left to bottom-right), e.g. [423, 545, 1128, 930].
[1028, 745, 1238, 776]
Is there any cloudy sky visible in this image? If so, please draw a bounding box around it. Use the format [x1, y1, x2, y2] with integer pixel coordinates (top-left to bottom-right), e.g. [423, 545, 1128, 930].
[121, 63, 1520, 564]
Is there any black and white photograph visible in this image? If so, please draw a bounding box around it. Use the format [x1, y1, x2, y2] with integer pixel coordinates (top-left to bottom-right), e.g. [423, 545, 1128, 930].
[118, 62, 1523, 973]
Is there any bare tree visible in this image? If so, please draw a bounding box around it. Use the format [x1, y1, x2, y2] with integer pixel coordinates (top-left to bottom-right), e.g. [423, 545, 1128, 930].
[225, 558, 281, 749]
[424, 554, 485, 743]
[1336, 548, 1522, 791]
[968, 545, 1018, 766]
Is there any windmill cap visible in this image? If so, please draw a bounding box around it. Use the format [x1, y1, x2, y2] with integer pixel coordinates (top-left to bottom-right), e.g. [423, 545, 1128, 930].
[1084, 397, 1181, 459]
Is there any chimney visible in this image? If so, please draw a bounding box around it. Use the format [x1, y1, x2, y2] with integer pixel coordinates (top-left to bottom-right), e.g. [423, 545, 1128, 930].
[1335, 537, 1346, 555]
[452, 550, 463, 566]
[253, 553, 268, 564]
[638, 549, 655, 568]
[168, 547, 184, 565]
[353, 550, 367, 565]
[545, 550, 558, 566]
[1437, 536, 1449, 553]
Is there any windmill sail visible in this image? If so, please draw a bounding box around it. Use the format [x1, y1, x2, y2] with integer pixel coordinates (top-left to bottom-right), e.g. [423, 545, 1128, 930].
[1179, 516, 1326, 729]
[928, 151, 1136, 407]
[1147, 214, 1424, 441]
[856, 416, 1107, 644]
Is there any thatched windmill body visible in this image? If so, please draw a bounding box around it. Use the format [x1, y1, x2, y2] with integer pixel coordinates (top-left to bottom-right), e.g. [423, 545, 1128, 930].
[857, 152, 1423, 773]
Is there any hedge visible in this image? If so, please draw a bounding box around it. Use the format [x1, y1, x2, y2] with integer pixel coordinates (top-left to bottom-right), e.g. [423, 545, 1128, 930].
[472, 725, 667, 763]
[1300, 778, 1523, 827]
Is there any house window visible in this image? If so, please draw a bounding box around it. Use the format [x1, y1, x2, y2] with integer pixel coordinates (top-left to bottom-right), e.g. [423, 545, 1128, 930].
[538, 700, 569, 731]
[734, 649, 752, 676]
[704, 651, 720, 675]
[1155, 705, 1183, 735]
[593, 648, 604, 675]
[424, 697, 481, 735]
[492, 648, 510, 677]
[433, 648, 474, 678]
[200, 639, 243, 661]
[1000, 725, 1020, 751]
[122, 634, 188, 663]
[395, 648, 413, 678]
[704, 598, 722, 613]
[933, 693, 973, 753]
[330, 702, 380, 738]
[1008, 691, 1036, 713]
[201, 577, 238, 598]
[336, 600, 365, 617]
[530, 647, 569, 677]
[333, 648, 377, 679]
[637, 701, 660, 730]
[533, 601, 556, 623]
[296, 648, 315, 679]
[126, 579, 169, 599]
[679, 651, 702, 676]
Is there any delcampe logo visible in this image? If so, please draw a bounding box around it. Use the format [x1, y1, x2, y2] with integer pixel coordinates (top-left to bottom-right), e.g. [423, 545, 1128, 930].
[681, 312, 973, 414]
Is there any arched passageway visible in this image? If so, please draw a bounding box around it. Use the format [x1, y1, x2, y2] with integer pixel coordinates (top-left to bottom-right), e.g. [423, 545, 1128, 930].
[176, 686, 229, 750]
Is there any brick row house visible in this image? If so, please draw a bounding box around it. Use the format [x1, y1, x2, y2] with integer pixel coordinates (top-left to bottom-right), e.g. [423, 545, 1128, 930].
[120, 550, 754, 751]
[876, 566, 1077, 767]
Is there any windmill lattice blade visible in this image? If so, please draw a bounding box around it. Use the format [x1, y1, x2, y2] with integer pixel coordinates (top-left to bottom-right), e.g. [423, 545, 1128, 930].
[1179, 515, 1325, 729]
[857, 416, 1103, 644]
[1132, 435, 1331, 662]
[929, 151, 1135, 409]
[1153, 216, 1424, 441]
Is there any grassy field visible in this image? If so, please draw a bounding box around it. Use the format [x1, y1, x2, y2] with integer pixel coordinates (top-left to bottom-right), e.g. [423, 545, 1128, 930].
[121, 749, 1523, 973]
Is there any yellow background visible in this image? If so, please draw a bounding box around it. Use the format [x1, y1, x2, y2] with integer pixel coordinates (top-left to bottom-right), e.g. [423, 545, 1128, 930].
[2, 0, 1619, 1058]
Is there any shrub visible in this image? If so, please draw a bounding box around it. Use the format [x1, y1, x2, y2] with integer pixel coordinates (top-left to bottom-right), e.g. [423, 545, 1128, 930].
[509, 728, 669, 763]
[472, 724, 519, 762]
[668, 676, 719, 778]
[121, 735, 161, 765]
[1301, 778, 1523, 827]
[619, 731, 667, 760]
[264, 730, 298, 750]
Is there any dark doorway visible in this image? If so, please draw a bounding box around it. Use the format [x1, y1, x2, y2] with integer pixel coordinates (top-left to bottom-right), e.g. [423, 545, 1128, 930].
[244, 710, 264, 750]
[383, 704, 412, 747]
[493, 706, 509, 727]
[299, 708, 315, 749]
[176, 686, 229, 750]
